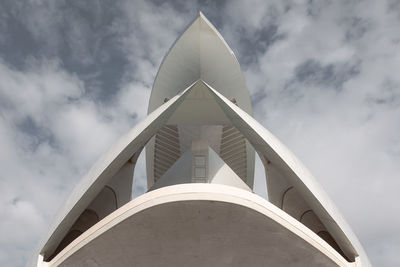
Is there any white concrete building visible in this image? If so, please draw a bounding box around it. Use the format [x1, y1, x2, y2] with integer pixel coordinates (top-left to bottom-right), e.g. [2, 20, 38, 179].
[34, 13, 371, 267]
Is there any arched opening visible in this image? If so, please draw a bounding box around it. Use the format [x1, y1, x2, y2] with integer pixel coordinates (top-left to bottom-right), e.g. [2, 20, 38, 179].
[46, 209, 99, 261]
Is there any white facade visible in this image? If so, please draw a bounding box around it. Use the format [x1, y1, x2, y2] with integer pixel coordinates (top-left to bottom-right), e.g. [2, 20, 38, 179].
[33, 13, 371, 267]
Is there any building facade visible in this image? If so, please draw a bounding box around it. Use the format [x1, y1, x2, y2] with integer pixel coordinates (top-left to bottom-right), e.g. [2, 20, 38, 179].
[34, 13, 371, 267]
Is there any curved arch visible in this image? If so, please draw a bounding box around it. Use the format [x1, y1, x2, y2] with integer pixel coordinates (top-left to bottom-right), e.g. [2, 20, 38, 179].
[47, 230, 82, 262]
[84, 209, 100, 222]
[299, 209, 313, 222]
[280, 186, 294, 209]
[86, 186, 119, 220]
[46, 208, 99, 261]
[104, 185, 118, 210]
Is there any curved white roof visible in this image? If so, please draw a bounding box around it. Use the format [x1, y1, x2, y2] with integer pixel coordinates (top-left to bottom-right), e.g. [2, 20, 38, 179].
[148, 12, 252, 115]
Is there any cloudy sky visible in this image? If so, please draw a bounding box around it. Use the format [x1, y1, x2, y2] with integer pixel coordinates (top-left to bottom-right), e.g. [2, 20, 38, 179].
[0, 0, 399, 266]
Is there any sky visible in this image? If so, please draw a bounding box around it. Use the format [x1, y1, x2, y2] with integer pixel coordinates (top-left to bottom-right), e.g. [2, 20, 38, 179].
[0, 0, 399, 266]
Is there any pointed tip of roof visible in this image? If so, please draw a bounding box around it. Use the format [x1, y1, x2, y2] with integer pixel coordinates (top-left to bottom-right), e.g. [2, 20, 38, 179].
[197, 11, 210, 24]
[149, 10, 253, 116]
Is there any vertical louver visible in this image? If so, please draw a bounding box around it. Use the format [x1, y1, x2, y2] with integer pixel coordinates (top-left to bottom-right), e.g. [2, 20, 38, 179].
[219, 125, 247, 181]
[154, 125, 181, 181]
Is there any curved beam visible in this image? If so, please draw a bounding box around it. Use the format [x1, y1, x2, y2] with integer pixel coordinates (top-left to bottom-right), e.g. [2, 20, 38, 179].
[38, 81, 197, 259]
[204, 81, 371, 266]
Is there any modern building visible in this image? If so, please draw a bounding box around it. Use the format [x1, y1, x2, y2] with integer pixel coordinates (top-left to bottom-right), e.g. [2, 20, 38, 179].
[34, 13, 371, 267]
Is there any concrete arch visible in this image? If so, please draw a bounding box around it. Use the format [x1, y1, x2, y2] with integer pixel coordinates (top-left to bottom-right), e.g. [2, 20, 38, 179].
[280, 186, 294, 209]
[46, 209, 99, 261]
[104, 185, 118, 210]
[300, 209, 313, 222]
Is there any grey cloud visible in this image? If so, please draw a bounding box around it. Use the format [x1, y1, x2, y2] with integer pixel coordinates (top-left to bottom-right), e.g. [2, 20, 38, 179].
[16, 116, 55, 149]
[0, 0, 129, 102]
[343, 17, 370, 41]
[306, 0, 327, 18]
[217, 1, 286, 68]
[0, 13, 39, 68]
[366, 78, 400, 107]
[237, 24, 286, 66]
[294, 59, 360, 90]
[387, 0, 400, 19]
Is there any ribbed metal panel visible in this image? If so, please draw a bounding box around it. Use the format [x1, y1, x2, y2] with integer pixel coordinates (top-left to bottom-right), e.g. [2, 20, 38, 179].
[219, 125, 247, 180]
[154, 125, 180, 181]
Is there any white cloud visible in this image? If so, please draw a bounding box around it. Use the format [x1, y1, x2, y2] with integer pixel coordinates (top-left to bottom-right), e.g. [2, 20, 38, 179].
[0, 56, 148, 266]
[230, 1, 400, 265]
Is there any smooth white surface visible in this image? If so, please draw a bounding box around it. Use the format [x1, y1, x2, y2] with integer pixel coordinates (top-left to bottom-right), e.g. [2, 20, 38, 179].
[47, 184, 349, 267]
[208, 147, 251, 191]
[148, 13, 252, 115]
